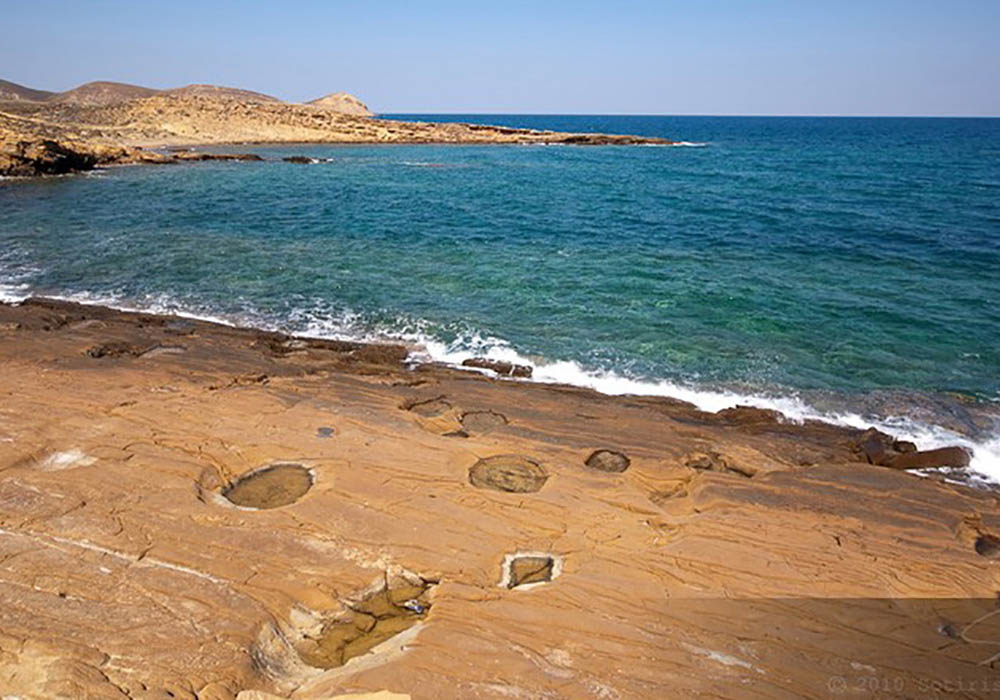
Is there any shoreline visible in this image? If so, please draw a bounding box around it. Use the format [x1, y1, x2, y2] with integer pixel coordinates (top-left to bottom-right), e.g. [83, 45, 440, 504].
[1, 294, 988, 483]
[3, 293, 1000, 697]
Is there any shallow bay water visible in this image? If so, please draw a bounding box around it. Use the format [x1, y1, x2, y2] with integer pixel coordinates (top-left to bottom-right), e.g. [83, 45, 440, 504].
[1, 116, 998, 475]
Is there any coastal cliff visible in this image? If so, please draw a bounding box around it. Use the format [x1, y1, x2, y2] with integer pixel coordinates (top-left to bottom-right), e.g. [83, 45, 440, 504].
[0, 298, 997, 698]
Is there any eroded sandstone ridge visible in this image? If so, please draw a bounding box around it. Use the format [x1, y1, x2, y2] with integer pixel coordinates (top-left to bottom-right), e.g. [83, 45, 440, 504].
[1, 298, 999, 699]
[0, 78, 671, 176]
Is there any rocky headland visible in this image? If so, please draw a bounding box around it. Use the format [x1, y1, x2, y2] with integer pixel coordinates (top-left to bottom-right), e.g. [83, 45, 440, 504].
[1, 297, 998, 699]
[0, 78, 671, 177]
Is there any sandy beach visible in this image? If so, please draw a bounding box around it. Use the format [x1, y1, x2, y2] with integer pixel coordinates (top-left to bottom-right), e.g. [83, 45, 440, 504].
[2, 297, 999, 698]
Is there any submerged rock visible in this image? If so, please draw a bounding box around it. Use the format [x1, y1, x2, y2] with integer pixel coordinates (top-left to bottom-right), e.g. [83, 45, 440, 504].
[174, 152, 264, 162]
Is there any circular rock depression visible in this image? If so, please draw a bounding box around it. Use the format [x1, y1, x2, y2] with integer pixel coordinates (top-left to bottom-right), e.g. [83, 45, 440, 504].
[469, 455, 548, 493]
[222, 462, 313, 509]
[585, 449, 630, 473]
[460, 410, 508, 434]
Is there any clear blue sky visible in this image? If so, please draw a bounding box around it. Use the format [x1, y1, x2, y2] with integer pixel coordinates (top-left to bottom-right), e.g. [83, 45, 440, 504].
[5, 0, 998, 115]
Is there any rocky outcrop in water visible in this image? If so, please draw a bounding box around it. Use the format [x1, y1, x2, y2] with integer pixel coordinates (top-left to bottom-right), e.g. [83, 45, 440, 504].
[0, 139, 100, 176]
[852, 427, 970, 470]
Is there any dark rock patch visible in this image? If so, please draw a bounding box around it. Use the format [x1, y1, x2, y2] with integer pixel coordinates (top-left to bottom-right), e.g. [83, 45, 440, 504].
[461, 358, 532, 378]
[853, 429, 972, 470]
[584, 449, 630, 473]
[886, 446, 972, 470]
[316, 426, 335, 439]
[222, 462, 312, 509]
[250, 331, 407, 366]
[207, 373, 269, 391]
[164, 320, 196, 336]
[297, 581, 433, 669]
[469, 455, 548, 493]
[975, 535, 1000, 558]
[283, 156, 314, 164]
[460, 410, 508, 434]
[174, 152, 264, 162]
[716, 406, 783, 425]
[0, 139, 100, 176]
[853, 428, 914, 465]
[85, 341, 147, 358]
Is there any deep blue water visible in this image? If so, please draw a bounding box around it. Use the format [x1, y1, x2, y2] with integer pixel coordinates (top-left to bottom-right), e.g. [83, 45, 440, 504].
[2, 116, 999, 472]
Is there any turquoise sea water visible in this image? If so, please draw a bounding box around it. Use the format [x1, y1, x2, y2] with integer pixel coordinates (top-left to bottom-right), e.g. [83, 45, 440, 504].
[1, 116, 999, 476]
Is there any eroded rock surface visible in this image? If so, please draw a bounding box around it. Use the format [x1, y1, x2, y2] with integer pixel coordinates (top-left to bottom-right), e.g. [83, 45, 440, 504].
[0, 297, 997, 699]
[468, 455, 549, 493]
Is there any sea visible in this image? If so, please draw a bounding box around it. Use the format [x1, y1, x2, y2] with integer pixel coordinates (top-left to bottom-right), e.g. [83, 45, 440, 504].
[2, 115, 998, 480]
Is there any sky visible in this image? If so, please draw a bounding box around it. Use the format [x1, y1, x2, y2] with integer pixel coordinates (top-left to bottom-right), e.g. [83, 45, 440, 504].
[4, 0, 999, 116]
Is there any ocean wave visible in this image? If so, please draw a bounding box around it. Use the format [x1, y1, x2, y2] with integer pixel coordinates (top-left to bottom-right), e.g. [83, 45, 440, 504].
[669, 141, 709, 148]
[0, 282, 30, 303]
[3, 286, 998, 484]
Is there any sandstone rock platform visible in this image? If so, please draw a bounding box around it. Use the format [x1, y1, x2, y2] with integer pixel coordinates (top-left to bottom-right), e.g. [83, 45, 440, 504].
[1, 298, 999, 698]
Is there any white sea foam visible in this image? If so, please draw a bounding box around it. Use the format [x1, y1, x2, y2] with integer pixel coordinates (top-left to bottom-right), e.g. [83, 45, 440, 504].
[0, 283, 29, 303]
[669, 141, 709, 148]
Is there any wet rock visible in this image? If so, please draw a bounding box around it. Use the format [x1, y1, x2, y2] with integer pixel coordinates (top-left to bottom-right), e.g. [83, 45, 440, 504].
[461, 358, 533, 378]
[505, 555, 555, 588]
[283, 156, 313, 164]
[469, 455, 549, 493]
[716, 406, 783, 425]
[886, 446, 972, 471]
[584, 449, 630, 473]
[852, 428, 925, 466]
[296, 580, 433, 669]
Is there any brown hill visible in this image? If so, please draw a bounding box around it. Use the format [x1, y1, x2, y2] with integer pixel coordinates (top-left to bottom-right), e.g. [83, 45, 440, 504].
[49, 80, 160, 105]
[0, 78, 54, 102]
[306, 91, 373, 116]
[163, 83, 282, 103]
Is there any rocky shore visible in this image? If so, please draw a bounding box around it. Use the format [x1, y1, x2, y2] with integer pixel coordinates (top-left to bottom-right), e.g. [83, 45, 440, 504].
[1, 297, 999, 699]
[0, 80, 672, 177]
